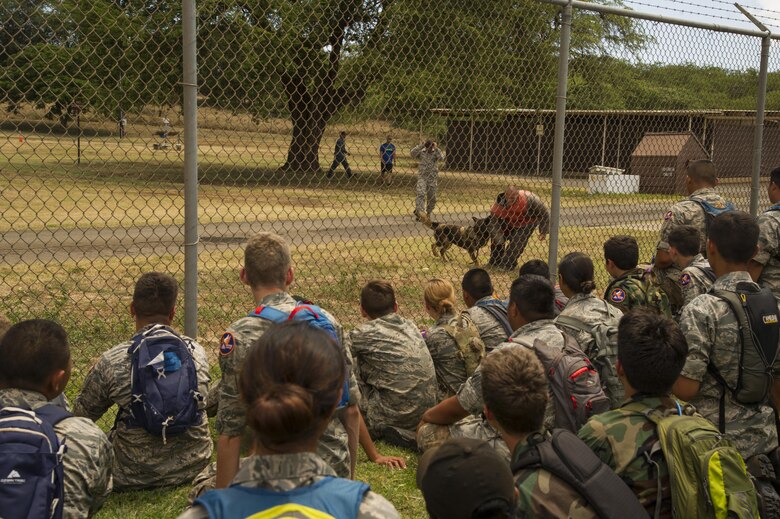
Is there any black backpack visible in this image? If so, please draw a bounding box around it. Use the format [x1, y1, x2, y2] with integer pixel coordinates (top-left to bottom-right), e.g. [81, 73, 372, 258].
[708, 282, 780, 432]
[512, 429, 647, 519]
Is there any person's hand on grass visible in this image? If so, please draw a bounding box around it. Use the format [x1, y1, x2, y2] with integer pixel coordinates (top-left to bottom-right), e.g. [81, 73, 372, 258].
[371, 454, 407, 469]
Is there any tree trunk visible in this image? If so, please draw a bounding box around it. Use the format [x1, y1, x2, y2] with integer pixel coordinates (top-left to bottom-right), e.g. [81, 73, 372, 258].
[281, 108, 329, 173]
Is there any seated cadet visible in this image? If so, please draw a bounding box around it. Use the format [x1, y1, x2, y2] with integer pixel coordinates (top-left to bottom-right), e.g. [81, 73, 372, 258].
[554, 252, 624, 406]
[350, 280, 437, 445]
[422, 278, 484, 399]
[417, 438, 516, 519]
[604, 235, 671, 317]
[519, 259, 569, 314]
[0, 320, 112, 517]
[578, 309, 689, 518]
[74, 272, 212, 490]
[461, 268, 511, 351]
[749, 166, 780, 299]
[180, 322, 400, 519]
[668, 225, 715, 310]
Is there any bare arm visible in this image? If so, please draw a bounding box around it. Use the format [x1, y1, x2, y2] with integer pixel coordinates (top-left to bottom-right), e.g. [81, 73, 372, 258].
[672, 376, 701, 402]
[420, 396, 469, 426]
[215, 435, 242, 488]
[358, 412, 406, 469]
[340, 404, 360, 479]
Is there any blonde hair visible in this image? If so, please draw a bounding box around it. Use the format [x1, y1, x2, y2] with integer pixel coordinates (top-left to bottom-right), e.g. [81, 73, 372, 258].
[244, 232, 291, 289]
[424, 278, 457, 315]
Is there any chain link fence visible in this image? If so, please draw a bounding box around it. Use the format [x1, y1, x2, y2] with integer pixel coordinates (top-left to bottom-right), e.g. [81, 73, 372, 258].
[1, 0, 780, 399]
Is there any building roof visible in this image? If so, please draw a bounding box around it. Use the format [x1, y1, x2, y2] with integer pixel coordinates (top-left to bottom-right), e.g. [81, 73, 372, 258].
[430, 108, 780, 118]
[630, 132, 707, 157]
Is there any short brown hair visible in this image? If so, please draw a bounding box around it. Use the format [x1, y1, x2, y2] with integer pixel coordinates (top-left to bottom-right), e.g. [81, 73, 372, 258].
[686, 159, 717, 185]
[360, 279, 396, 319]
[481, 347, 548, 435]
[244, 232, 291, 289]
[133, 272, 178, 318]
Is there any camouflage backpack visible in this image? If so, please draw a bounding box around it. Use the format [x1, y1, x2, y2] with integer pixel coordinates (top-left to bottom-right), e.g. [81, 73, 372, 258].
[607, 268, 672, 318]
[441, 312, 485, 380]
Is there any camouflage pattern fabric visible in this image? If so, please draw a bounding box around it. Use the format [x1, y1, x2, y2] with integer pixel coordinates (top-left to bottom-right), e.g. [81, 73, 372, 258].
[73, 325, 212, 490]
[755, 208, 780, 300]
[578, 395, 678, 518]
[350, 313, 437, 434]
[605, 267, 672, 318]
[653, 264, 683, 319]
[555, 293, 624, 406]
[679, 271, 780, 459]
[464, 295, 511, 351]
[678, 254, 714, 309]
[512, 431, 597, 519]
[657, 187, 731, 254]
[416, 415, 510, 460]
[0, 388, 113, 518]
[425, 311, 469, 399]
[178, 452, 400, 519]
[213, 292, 359, 478]
[411, 145, 443, 215]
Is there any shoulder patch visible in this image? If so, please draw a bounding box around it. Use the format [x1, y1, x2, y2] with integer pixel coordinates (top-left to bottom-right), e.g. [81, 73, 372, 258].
[663, 211, 673, 221]
[219, 332, 236, 356]
[680, 273, 692, 287]
[609, 288, 626, 303]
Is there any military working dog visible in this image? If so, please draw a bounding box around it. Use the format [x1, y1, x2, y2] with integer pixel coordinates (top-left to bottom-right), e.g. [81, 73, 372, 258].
[419, 214, 499, 265]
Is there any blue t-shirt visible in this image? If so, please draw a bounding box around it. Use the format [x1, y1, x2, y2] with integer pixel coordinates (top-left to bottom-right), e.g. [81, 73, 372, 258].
[379, 143, 396, 164]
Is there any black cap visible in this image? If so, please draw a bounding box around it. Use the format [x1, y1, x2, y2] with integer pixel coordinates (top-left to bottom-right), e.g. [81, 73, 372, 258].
[417, 438, 515, 519]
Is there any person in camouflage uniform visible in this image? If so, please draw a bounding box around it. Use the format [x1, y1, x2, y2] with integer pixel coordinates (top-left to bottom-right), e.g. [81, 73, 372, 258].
[668, 225, 715, 310]
[604, 235, 672, 318]
[1, 320, 112, 518]
[674, 212, 780, 463]
[481, 346, 596, 518]
[554, 252, 624, 407]
[654, 159, 733, 315]
[749, 166, 780, 299]
[211, 233, 360, 490]
[351, 280, 437, 437]
[461, 268, 510, 351]
[417, 275, 566, 457]
[411, 140, 443, 219]
[578, 309, 690, 518]
[180, 323, 400, 519]
[74, 273, 212, 491]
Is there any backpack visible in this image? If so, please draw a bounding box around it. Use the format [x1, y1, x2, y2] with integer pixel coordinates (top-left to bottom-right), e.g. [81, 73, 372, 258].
[195, 476, 369, 519]
[0, 404, 70, 519]
[555, 311, 624, 408]
[512, 429, 647, 519]
[511, 333, 610, 432]
[250, 303, 350, 409]
[708, 282, 780, 432]
[440, 312, 486, 382]
[691, 197, 735, 237]
[125, 324, 203, 443]
[475, 299, 512, 337]
[624, 400, 759, 519]
[606, 270, 672, 318]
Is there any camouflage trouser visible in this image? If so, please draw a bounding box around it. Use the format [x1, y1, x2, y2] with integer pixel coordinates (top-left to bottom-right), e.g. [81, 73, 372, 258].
[415, 172, 437, 215]
[416, 415, 510, 461]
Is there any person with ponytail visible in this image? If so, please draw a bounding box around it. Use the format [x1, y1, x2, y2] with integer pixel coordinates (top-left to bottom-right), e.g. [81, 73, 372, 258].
[554, 252, 625, 407]
[181, 321, 400, 519]
[423, 278, 485, 399]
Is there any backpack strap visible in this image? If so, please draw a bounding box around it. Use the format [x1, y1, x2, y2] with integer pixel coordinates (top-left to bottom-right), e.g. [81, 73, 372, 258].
[692, 265, 717, 283]
[475, 301, 512, 336]
[511, 430, 646, 519]
[35, 404, 73, 428]
[249, 305, 290, 322]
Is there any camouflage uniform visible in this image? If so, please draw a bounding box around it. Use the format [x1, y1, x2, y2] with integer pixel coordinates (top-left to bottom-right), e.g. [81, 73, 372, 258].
[555, 293, 624, 406]
[578, 395, 678, 518]
[654, 264, 684, 319]
[679, 271, 780, 459]
[73, 325, 212, 490]
[178, 452, 400, 519]
[605, 267, 672, 318]
[0, 389, 113, 518]
[215, 292, 359, 478]
[512, 431, 596, 519]
[411, 144, 443, 216]
[425, 311, 469, 399]
[657, 187, 731, 255]
[678, 254, 714, 309]
[464, 296, 510, 351]
[755, 206, 780, 300]
[350, 313, 437, 434]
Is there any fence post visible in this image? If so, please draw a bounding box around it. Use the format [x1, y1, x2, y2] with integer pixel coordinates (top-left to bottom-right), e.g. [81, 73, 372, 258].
[547, 1, 573, 282]
[182, 0, 199, 338]
[750, 35, 770, 216]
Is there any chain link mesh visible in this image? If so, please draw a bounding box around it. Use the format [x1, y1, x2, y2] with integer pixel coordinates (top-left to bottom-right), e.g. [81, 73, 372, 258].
[1, 0, 779, 411]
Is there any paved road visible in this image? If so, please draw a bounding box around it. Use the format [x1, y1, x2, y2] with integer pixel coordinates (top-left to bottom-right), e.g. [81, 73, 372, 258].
[0, 202, 668, 264]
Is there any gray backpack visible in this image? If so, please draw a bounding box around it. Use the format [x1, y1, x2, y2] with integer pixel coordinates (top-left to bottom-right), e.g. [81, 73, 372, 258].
[511, 333, 610, 432]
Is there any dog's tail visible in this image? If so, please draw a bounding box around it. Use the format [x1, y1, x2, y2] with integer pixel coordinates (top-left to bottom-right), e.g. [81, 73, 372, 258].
[417, 213, 439, 229]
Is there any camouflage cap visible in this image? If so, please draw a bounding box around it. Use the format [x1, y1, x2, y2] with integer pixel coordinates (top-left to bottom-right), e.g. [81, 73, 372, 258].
[417, 438, 515, 519]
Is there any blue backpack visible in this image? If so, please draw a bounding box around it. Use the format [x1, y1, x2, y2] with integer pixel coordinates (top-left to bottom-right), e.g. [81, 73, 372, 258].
[0, 404, 70, 519]
[125, 324, 203, 442]
[195, 476, 369, 519]
[250, 303, 350, 409]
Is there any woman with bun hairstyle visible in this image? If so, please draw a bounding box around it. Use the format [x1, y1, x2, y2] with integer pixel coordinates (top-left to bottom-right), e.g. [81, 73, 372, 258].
[554, 252, 625, 408]
[181, 322, 400, 519]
